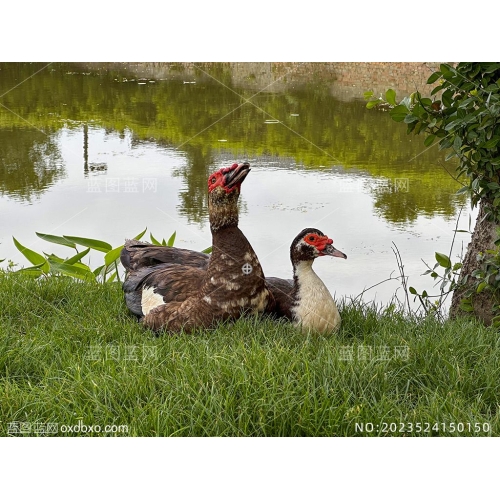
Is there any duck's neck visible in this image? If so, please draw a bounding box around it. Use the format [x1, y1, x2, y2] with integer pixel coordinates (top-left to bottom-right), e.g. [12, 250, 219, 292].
[208, 190, 240, 233]
[293, 260, 323, 293]
[291, 260, 341, 332]
[211, 226, 248, 256]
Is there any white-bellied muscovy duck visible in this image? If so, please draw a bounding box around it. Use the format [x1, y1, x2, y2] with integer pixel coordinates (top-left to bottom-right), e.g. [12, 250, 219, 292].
[266, 228, 347, 333]
[120, 162, 273, 333]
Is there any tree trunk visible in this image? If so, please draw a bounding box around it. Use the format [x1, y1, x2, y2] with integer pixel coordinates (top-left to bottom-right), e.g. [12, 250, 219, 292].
[450, 200, 499, 325]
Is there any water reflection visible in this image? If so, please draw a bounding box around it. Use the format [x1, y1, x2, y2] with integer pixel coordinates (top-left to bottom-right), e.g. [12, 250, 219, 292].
[83, 124, 107, 176]
[0, 128, 65, 203]
[0, 62, 463, 225]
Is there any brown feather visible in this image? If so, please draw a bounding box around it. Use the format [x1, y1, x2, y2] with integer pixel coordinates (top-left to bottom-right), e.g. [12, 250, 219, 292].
[120, 163, 274, 333]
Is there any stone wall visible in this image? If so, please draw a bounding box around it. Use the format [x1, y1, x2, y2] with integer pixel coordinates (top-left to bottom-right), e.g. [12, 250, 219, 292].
[325, 62, 442, 100]
[78, 62, 444, 100]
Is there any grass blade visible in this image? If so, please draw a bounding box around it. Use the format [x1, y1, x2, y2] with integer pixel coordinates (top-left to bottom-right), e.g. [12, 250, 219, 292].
[150, 233, 162, 246]
[167, 231, 176, 247]
[133, 228, 147, 240]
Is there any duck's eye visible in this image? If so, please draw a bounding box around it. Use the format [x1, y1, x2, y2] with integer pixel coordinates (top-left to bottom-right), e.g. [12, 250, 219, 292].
[308, 236, 315, 242]
[211, 177, 216, 184]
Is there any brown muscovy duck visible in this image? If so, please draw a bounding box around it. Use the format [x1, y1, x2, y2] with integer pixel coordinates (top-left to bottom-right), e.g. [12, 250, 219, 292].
[266, 228, 347, 333]
[120, 162, 273, 333]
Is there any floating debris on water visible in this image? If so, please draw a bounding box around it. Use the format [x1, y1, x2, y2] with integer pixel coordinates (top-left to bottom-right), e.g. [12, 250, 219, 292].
[290, 113, 299, 116]
[217, 139, 227, 142]
[264, 120, 280, 124]
[183, 81, 196, 84]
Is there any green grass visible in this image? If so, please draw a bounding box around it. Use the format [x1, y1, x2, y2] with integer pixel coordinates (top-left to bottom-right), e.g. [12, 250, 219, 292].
[0, 272, 498, 436]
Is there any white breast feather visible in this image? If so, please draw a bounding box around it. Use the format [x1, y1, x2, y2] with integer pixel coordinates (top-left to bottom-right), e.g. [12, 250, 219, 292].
[292, 261, 341, 333]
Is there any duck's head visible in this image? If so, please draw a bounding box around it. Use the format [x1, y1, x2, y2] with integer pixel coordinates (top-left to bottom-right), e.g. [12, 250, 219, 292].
[208, 162, 251, 232]
[290, 228, 347, 264]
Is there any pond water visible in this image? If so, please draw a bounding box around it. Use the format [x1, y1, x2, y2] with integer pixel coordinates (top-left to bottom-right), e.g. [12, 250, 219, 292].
[0, 62, 475, 309]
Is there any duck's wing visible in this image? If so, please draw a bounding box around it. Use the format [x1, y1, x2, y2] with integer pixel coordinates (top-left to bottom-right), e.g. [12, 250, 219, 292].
[120, 239, 210, 272]
[122, 262, 206, 319]
[265, 277, 295, 320]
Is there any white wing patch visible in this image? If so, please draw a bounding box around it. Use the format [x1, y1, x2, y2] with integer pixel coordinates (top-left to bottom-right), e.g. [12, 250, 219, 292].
[141, 286, 165, 315]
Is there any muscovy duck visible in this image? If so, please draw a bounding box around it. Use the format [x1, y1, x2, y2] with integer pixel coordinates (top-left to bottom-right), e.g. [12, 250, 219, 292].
[120, 162, 273, 333]
[266, 228, 347, 333]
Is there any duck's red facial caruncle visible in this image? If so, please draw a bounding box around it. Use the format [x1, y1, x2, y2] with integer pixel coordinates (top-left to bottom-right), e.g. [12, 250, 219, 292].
[208, 162, 251, 193]
[303, 233, 347, 259]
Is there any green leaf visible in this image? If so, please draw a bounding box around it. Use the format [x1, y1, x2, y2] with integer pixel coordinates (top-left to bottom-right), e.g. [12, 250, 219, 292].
[106, 271, 118, 283]
[104, 245, 124, 267]
[150, 233, 162, 246]
[439, 64, 455, 78]
[427, 72, 441, 84]
[435, 252, 452, 268]
[459, 301, 474, 312]
[409, 286, 417, 295]
[93, 265, 105, 277]
[62, 236, 112, 253]
[424, 135, 436, 147]
[44, 253, 64, 263]
[363, 91, 374, 100]
[366, 99, 382, 109]
[407, 121, 417, 134]
[14, 264, 44, 277]
[71, 262, 93, 272]
[400, 96, 412, 109]
[442, 89, 454, 107]
[13, 237, 49, 273]
[133, 228, 147, 240]
[385, 89, 396, 106]
[48, 259, 96, 281]
[453, 136, 462, 150]
[65, 247, 91, 265]
[404, 114, 418, 124]
[167, 231, 176, 247]
[201, 246, 212, 254]
[484, 83, 499, 92]
[36, 232, 77, 249]
[483, 138, 499, 149]
[477, 281, 488, 293]
[389, 105, 409, 122]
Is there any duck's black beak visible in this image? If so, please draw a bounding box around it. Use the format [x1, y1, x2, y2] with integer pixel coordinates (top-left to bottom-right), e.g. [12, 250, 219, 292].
[323, 244, 347, 259]
[225, 162, 251, 189]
